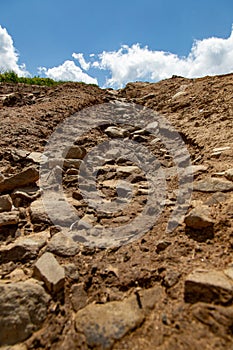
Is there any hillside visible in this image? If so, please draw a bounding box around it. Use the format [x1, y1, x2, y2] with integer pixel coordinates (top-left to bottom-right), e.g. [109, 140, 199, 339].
[0, 73, 233, 350]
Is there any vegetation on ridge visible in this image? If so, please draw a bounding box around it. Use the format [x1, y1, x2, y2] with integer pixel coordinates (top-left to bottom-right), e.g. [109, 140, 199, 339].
[0, 71, 66, 86]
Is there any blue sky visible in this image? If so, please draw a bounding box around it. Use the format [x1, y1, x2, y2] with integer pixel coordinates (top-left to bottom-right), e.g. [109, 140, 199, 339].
[0, 0, 233, 87]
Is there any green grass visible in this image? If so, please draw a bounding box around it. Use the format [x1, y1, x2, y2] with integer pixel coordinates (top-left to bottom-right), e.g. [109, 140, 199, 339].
[0, 71, 66, 86]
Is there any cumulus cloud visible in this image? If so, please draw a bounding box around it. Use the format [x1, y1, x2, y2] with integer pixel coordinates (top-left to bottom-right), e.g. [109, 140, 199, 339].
[90, 26, 233, 88]
[0, 25, 28, 76]
[72, 53, 91, 70]
[39, 60, 98, 85]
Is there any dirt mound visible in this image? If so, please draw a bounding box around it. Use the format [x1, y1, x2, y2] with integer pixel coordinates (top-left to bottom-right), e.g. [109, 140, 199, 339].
[0, 74, 233, 349]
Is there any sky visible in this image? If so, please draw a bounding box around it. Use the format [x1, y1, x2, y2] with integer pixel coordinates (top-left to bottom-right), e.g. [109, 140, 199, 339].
[0, 0, 233, 88]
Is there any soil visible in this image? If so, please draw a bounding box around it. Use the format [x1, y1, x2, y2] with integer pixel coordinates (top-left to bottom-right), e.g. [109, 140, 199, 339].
[0, 73, 233, 350]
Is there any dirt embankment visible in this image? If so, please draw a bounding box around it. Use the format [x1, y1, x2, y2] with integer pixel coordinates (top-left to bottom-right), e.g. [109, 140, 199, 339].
[0, 74, 233, 350]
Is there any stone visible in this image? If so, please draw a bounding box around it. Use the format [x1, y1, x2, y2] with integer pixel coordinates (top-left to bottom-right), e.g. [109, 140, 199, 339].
[0, 194, 12, 212]
[184, 269, 233, 304]
[225, 168, 233, 181]
[71, 283, 88, 312]
[0, 211, 19, 227]
[116, 165, 139, 175]
[0, 231, 49, 263]
[0, 281, 50, 345]
[64, 263, 79, 281]
[34, 252, 65, 293]
[0, 166, 39, 192]
[184, 206, 214, 229]
[5, 267, 27, 283]
[47, 232, 79, 257]
[212, 146, 230, 153]
[193, 178, 233, 192]
[204, 192, 228, 205]
[29, 198, 51, 225]
[105, 126, 128, 138]
[63, 146, 86, 160]
[63, 159, 82, 169]
[27, 151, 47, 164]
[75, 286, 163, 349]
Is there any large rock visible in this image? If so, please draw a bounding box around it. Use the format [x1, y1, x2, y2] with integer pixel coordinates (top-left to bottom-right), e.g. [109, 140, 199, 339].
[184, 205, 214, 229]
[75, 286, 163, 349]
[184, 268, 233, 304]
[0, 281, 50, 345]
[0, 166, 39, 192]
[0, 231, 49, 263]
[0, 195, 12, 212]
[34, 252, 65, 293]
[193, 178, 233, 192]
[0, 211, 19, 227]
[47, 232, 79, 257]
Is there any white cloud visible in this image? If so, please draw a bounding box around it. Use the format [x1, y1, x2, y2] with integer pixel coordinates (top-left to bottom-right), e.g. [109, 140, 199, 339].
[90, 26, 233, 88]
[0, 25, 28, 76]
[72, 53, 91, 70]
[39, 60, 98, 85]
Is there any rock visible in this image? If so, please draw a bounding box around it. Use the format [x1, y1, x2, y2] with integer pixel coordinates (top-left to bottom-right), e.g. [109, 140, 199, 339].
[75, 286, 163, 349]
[163, 270, 181, 288]
[116, 165, 139, 175]
[5, 267, 27, 282]
[0, 281, 50, 345]
[225, 168, 233, 181]
[34, 252, 65, 293]
[63, 159, 82, 169]
[29, 198, 51, 225]
[0, 231, 49, 263]
[27, 151, 47, 164]
[204, 192, 228, 205]
[47, 232, 79, 257]
[71, 283, 88, 312]
[184, 205, 214, 229]
[105, 126, 128, 138]
[193, 178, 233, 192]
[192, 302, 233, 337]
[0, 211, 19, 227]
[184, 269, 233, 304]
[0, 195, 12, 212]
[0, 166, 39, 192]
[212, 146, 230, 153]
[63, 146, 86, 159]
[156, 240, 171, 253]
[64, 263, 79, 281]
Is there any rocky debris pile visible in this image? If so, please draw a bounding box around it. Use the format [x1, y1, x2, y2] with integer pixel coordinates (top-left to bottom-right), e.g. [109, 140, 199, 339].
[0, 75, 232, 349]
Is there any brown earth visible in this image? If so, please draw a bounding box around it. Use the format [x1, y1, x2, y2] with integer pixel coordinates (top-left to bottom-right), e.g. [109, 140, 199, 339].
[0, 73, 233, 350]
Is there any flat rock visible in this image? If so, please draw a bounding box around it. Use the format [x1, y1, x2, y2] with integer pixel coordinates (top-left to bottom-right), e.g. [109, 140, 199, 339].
[27, 151, 47, 164]
[63, 159, 82, 169]
[193, 178, 233, 192]
[0, 231, 49, 263]
[47, 232, 79, 257]
[75, 285, 163, 349]
[0, 281, 50, 345]
[0, 211, 19, 227]
[184, 269, 233, 304]
[105, 126, 128, 138]
[71, 283, 88, 312]
[0, 195, 12, 212]
[184, 205, 214, 229]
[0, 166, 39, 193]
[34, 252, 65, 293]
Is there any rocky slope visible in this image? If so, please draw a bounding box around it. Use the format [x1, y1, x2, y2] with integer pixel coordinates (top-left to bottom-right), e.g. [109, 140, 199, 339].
[0, 74, 233, 350]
